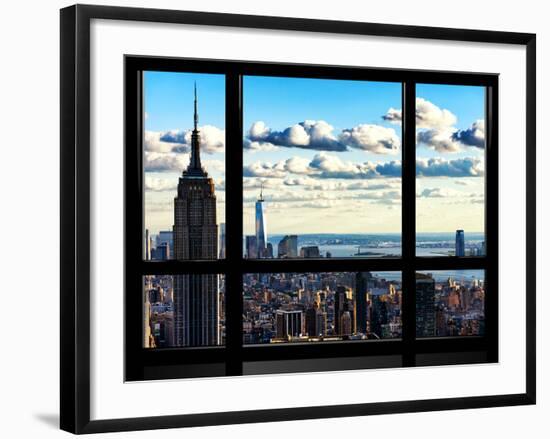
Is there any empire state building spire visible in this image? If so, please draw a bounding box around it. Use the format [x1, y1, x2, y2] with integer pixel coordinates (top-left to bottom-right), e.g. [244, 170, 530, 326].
[187, 82, 203, 174]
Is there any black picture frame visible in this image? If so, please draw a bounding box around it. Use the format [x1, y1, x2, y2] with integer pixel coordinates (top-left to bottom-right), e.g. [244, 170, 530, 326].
[60, 4, 536, 434]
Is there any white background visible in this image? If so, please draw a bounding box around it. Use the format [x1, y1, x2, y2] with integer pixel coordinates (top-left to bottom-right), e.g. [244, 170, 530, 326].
[0, 0, 547, 437]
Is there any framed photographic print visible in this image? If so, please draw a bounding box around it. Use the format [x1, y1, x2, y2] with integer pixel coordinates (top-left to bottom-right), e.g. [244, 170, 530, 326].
[60, 4, 536, 434]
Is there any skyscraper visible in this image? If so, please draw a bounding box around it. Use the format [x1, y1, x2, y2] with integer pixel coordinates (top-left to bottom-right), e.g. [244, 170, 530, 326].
[416, 272, 436, 337]
[300, 246, 320, 258]
[219, 222, 226, 259]
[173, 84, 219, 347]
[277, 235, 298, 258]
[145, 229, 151, 260]
[275, 310, 303, 339]
[156, 230, 174, 257]
[455, 229, 465, 257]
[334, 285, 355, 336]
[355, 272, 372, 335]
[255, 186, 267, 258]
[245, 235, 257, 259]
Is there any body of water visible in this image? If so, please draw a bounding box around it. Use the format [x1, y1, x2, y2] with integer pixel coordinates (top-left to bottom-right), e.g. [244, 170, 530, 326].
[255, 232, 485, 258]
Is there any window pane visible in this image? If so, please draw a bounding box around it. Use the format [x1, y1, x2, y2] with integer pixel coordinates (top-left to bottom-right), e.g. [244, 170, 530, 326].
[143, 71, 226, 260]
[415, 84, 486, 257]
[144, 274, 226, 348]
[243, 271, 402, 344]
[416, 270, 485, 337]
[243, 76, 402, 259]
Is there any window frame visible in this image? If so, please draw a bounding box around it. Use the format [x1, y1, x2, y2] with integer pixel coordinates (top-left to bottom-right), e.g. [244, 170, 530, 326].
[125, 55, 498, 381]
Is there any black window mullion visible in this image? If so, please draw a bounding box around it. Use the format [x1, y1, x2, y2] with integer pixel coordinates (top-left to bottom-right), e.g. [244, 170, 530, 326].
[402, 81, 417, 366]
[224, 71, 244, 375]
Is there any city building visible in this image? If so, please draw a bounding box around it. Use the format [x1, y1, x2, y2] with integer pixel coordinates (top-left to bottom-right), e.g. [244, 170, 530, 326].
[145, 228, 151, 260]
[245, 235, 257, 259]
[255, 186, 267, 258]
[355, 272, 372, 335]
[300, 246, 320, 258]
[266, 242, 274, 258]
[219, 222, 226, 259]
[455, 229, 465, 257]
[277, 235, 298, 258]
[172, 84, 219, 347]
[416, 272, 436, 337]
[371, 295, 389, 338]
[144, 285, 155, 348]
[156, 230, 173, 257]
[275, 309, 303, 339]
[152, 241, 170, 260]
[334, 285, 354, 336]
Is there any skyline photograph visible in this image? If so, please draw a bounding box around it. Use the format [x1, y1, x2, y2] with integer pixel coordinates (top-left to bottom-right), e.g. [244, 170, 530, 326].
[415, 84, 486, 256]
[142, 72, 486, 262]
[140, 71, 489, 348]
[242, 76, 403, 238]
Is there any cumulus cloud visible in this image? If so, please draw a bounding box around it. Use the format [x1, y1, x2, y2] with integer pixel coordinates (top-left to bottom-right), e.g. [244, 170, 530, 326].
[415, 98, 457, 129]
[159, 125, 225, 154]
[382, 108, 402, 124]
[416, 157, 484, 177]
[382, 98, 456, 129]
[246, 120, 401, 154]
[144, 176, 177, 192]
[382, 98, 485, 152]
[417, 128, 462, 153]
[243, 153, 484, 183]
[243, 161, 287, 178]
[452, 120, 485, 148]
[144, 151, 224, 174]
[247, 120, 346, 151]
[144, 152, 190, 172]
[242, 153, 400, 180]
[145, 131, 187, 154]
[243, 138, 279, 152]
[338, 124, 400, 154]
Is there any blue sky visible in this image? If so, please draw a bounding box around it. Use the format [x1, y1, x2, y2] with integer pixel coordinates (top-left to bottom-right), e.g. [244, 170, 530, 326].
[244, 76, 402, 132]
[416, 83, 484, 131]
[144, 71, 225, 131]
[143, 71, 486, 236]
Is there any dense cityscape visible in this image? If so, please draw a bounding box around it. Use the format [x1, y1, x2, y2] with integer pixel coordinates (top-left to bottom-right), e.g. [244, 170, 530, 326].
[416, 271, 485, 337]
[143, 85, 485, 349]
[243, 271, 401, 344]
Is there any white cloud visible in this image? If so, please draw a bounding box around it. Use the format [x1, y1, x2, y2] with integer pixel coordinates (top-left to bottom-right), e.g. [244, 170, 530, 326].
[416, 157, 485, 177]
[243, 160, 287, 178]
[382, 107, 402, 125]
[415, 97, 457, 129]
[243, 153, 402, 180]
[247, 120, 345, 151]
[160, 125, 225, 154]
[144, 131, 185, 153]
[339, 124, 400, 154]
[382, 98, 485, 153]
[144, 176, 177, 192]
[310, 152, 402, 179]
[417, 128, 462, 153]
[243, 138, 279, 152]
[452, 120, 485, 148]
[143, 152, 190, 172]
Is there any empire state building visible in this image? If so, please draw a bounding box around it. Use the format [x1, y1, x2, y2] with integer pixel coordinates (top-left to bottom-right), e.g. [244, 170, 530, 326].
[173, 84, 219, 346]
